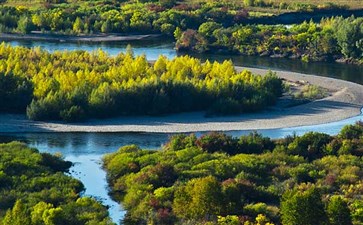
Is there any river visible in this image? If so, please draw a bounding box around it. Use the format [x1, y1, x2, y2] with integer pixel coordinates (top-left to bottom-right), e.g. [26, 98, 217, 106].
[0, 39, 362, 224]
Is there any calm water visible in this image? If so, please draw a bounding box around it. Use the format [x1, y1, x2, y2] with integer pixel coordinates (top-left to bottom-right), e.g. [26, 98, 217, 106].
[1, 39, 362, 224]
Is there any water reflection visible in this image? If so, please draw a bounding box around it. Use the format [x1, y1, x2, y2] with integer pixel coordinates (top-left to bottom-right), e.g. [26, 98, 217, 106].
[6, 39, 177, 60]
[1, 132, 168, 155]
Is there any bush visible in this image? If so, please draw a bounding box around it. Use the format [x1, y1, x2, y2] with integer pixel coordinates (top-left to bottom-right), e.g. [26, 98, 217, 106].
[207, 98, 242, 116]
[60, 106, 85, 122]
[196, 132, 237, 154]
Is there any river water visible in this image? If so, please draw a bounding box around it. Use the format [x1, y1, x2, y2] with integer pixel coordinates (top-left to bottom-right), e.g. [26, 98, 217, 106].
[0, 39, 362, 224]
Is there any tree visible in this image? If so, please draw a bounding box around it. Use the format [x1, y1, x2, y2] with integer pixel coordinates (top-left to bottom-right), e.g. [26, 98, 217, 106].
[287, 132, 332, 160]
[198, 22, 222, 42]
[339, 123, 363, 139]
[2, 200, 31, 225]
[173, 176, 223, 220]
[280, 185, 328, 225]
[101, 20, 112, 33]
[327, 196, 353, 225]
[73, 17, 84, 33]
[17, 16, 33, 34]
[334, 17, 363, 59]
[244, 0, 255, 7]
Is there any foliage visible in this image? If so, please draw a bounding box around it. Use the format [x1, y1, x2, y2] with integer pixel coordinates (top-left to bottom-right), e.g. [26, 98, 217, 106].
[281, 185, 328, 225]
[0, 142, 114, 224]
[293, 84, 327, 100]
[0, 72, 33, 113]
[0, 43, 282, 121]
[176, 17, 363, 63]
[103, 122, 363, 224]
[326, 196, 353, 225]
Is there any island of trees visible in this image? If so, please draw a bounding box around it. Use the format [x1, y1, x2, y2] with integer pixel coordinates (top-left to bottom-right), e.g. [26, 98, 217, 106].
[103, 122, 363, 225]
[0, 142, 114, 225]
[0, 44, 282, 121]
[175, 16, 363, 64]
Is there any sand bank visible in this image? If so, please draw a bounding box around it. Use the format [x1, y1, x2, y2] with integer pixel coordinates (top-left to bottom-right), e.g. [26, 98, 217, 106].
[0, 67, 362, 133]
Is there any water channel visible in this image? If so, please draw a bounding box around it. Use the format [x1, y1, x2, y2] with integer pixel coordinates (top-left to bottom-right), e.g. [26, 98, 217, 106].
[0, 39, 362, 224]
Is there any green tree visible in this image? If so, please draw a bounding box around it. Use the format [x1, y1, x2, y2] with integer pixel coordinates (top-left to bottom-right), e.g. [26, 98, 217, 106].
[244, 0, 255, 7]
[72, 17, 84, 33]
[101, 20, 112, 33]
[198, 22, 222, 42]
[2, 200, 31, 225]
[173, 176, 223, 220]
[327, 196, 353, 225]
[17, 16, 33, 34]
[334, 17, 363, 59]
[280, 185, 328, 225]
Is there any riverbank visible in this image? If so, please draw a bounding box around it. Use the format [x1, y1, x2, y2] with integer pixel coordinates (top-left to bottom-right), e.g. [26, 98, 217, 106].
[0, 67, 362, 133]
[0, 33, 163, 43]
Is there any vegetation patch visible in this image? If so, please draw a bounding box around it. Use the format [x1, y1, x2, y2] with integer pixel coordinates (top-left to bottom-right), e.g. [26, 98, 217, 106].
[176, 16, 363, 64]
[0, 142, 113, 224]
[292, 84, 328, 100]
[0, 44, 282, 121]
[103, 122, 363, 225]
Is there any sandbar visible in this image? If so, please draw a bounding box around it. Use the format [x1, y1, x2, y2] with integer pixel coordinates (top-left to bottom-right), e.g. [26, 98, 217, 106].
[0, 67, 362, 133]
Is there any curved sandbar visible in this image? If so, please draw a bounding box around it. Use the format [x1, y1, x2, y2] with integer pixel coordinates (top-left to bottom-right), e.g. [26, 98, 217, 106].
[0, 67, 362, 133]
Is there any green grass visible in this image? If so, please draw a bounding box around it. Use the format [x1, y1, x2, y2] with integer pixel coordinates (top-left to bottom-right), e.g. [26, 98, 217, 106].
[293, 84, 328, 100]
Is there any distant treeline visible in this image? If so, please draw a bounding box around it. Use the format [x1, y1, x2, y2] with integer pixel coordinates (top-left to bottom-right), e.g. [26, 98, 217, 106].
[0, 44, 282, 121]
[0, 0, 351, 35]
[0, 2, 251, 35]
[0, 142, 113, 225]
[175, 16, 363, 64]
[103, 122, 363, 225]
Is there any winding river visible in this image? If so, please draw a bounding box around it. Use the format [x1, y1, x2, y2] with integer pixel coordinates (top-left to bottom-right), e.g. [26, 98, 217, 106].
[0, 39, 363, 224]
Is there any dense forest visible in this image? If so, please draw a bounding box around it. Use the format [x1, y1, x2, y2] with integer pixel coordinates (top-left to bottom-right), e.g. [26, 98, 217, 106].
[175, 16, 363, 63]
[0, 142, 113, 225]
[103, 122, 363, 225]
[0, 0, 351, 35]
[0, 44, 282, 121]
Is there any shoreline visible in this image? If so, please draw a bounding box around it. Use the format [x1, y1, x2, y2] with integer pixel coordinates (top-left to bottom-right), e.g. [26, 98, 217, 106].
[0, 67, 362, 133]
[0, 33, 163, 43]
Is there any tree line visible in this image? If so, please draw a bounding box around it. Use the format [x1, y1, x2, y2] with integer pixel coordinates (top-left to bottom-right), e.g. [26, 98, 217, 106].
[0, 43, 282, 121]
[0, 2, 250, 35]
[0, 0, 351, 36]
[103, 122, 363, 225]
[0, 142, 114, 225]
[175, 16, 363, 64]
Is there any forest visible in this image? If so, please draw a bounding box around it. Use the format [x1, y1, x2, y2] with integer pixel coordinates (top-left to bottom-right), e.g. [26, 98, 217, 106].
[0, 0, 351, 35]
[103, 122, 363, 225]
[175, 16, 363, 63]
[0, 142, 114, 225]
[0, 44, 283, 121]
